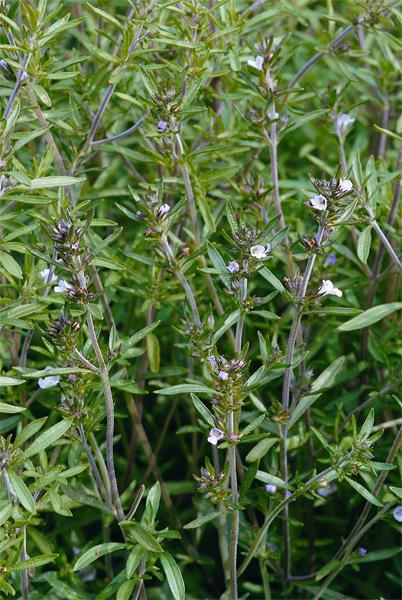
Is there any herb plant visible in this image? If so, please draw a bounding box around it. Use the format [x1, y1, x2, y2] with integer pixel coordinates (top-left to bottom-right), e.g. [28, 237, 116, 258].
[0, 1, 401, 599]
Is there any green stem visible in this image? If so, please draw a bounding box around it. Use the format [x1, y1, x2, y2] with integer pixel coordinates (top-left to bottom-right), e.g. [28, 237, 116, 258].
[238, 466, 335, 577]
[313, 503, 393, 600]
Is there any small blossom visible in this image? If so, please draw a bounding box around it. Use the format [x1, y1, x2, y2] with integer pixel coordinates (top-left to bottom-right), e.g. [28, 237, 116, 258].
[247, 55, 264, 71]
[54, 279, 73, 294]
[308, 194, 327, 211]
[339, 179, 353, 193]
[250, 244, 270, 259]
[157, 120, 168, 133]
[325, 253, 337, 267]
[207, 428, 225, 446]
[335, 114, 355, 138]
[207, 355, 218, 369]
[217, 370, 229, 381]
[317, 482, 337, 497]
[40, 268, 57, 284]
[227, 260, 240, 273]
[392, 505, 402, 523]
[357, 547, 367, 557]
[157, 203, 170, 217]
[317, 280, 343, 298]
[38, 366, 60, 389]
[265, 484, 277, 494]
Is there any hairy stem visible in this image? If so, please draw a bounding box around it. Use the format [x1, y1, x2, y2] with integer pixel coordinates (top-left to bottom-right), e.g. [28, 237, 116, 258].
[228, 278, 247, 599]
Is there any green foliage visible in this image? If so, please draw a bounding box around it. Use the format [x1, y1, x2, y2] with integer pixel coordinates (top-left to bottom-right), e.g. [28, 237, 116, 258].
[0, 1, 400, 599]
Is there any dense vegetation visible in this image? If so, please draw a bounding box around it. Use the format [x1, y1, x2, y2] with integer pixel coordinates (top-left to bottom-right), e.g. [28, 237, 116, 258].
[0, 1, 401, 598]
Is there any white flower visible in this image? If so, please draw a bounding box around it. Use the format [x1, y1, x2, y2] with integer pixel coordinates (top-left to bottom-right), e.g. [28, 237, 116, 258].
[207, 428, 225, 446]
[158, 203, 170, 217]
[335, 114, 355, 138]
[227, 261, 240, 273]
[247, 55, 264, 71]
[308, 194, 327, 211]
[54, 280, 73, 293]
[393, 505, 402, 523]
[339, 179, 353, 193]
[38, 366, 60, 389]
[317, 280, 343, 298]
[40, 268, 57, 284]
[250, 244, 270, 260]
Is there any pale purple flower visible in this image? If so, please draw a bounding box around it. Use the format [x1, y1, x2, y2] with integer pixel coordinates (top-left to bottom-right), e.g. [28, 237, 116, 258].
[392, 505, 402, 523]
[357, 547, 367, 557]
[265, 484, 277, 494]
[317, 279, 343, 298]
[317, 482, 337, 497]
[335, 114, 355, 138]
[227, 260, 240, 273]
[308, 194, 327, 211]
[40, 268, 57, 284]
[247, 55, 264, 71]
[325, 253, 337, 267]
[339, 179, 353, 193]
[207, 355, 218, 369]
[38, 366, 60, 389]
[217, 370, 229, 381]
[157, 120, 168, 133]
[207, 428, 225, 446]
[54, 279, 73, 294]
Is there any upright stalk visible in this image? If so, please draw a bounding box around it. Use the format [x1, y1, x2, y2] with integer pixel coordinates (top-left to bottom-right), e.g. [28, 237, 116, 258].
[228, 277, 247, 599]
[76, 264, 125, 521]
[268, 103, 286, 232]
[280, 220, 326, 580]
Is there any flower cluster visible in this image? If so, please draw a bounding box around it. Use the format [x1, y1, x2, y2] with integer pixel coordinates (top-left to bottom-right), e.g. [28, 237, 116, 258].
[306, 173, 354, 218]
[49, 216, 88, 267]
[131, 188, 172, 233]
[48, 311, 81, 353]
[194, 462, 231, 508]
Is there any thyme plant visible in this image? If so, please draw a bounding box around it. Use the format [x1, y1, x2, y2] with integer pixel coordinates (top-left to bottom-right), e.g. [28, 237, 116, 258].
[0, 1, 401, 599]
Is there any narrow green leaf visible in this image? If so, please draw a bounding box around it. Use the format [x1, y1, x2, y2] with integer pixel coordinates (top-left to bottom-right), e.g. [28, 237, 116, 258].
[11, 554, 58, 571]
[126, 546, 146, 578]
[259, 266, 285, 292]
[255, 471, 286, 488]
[73, 543, 127, 572]
[29, 176, 86, 189]
[191, 394, 215, 426]
[0, 504, 13, 527]
[315, 559, 342, 581]
[338, 303, 402, 331]
[246, 438, 279, 463]
[0, 402, 26, 413]
[123, 522, 163, 553]
[345, 476, 382, 506]
[357, 226, 372, 264]
[120, 321, 160, 353]
[0, 250, 22, 278]
[8, 471, 36, 513]
[116, 580, 136, 600]
[183, 511, 224, 529]
[159, 384, 215, 396]
[0, 376, 25, 387]
[21, 419, 72, 460]
[160, 551, 185, 600]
